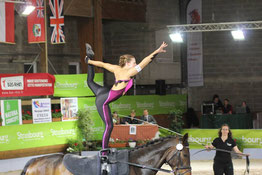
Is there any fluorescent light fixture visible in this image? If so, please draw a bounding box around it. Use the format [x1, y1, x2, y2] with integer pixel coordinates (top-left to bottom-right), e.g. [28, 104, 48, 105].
[169, 33, 183, 43]
[231, 30, 245, 40]
[22, 5, 35, 15]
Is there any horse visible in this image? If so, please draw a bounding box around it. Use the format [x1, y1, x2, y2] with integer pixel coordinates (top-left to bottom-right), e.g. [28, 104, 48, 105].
[21, 134, 191, 175]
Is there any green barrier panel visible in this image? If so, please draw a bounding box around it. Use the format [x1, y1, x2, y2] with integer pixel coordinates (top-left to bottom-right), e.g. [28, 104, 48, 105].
[0, 121, 77, 152]
[54, 74, 103, 97]
[182, 129, 262, 149]
[0, 94, 187, 152]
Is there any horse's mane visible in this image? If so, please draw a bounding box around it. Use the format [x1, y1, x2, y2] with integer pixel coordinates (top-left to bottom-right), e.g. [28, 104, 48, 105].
[130, 135, 181, 152]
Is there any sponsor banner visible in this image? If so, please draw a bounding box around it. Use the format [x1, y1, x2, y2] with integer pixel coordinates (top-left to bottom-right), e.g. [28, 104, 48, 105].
[0, 73, 55, 97]
[61, 98, 78, 121]
[110, 94, 187, 115]
[0, 121, 77, 151]
[54, 74, 103, 97]
[187, 0, 203, 87]
[32, 98, 52, 124]
[0, 94, 187, 151]
[1, 100, 22, 126]
[182, 129, 262, 149]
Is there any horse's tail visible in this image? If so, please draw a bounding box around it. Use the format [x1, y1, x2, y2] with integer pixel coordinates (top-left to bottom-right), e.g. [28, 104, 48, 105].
[20, 157, 37, 175]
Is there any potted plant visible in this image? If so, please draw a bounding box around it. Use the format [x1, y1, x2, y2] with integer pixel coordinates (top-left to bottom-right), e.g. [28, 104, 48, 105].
[137, 139, 150, 146]
[66, 138, 84, 155]
[52, 109, 62, 122]
[232, 138, 245, 159]
[169, 109, 184, 133]
[128, 138, 136, 148]
[109, 138, 127, 148]
[22, 110, 33, 124]
[75, 108, 94, 150]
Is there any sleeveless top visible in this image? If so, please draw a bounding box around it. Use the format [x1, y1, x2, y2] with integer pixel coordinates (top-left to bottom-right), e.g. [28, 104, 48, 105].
[114, 79, 133, 94]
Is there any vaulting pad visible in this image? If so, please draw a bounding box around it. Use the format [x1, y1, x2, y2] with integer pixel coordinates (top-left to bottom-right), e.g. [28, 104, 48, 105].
[63, 154, 101, 175]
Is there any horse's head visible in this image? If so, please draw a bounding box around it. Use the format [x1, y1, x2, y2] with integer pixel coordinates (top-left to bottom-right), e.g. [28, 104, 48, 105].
[165, 133, 191, 175]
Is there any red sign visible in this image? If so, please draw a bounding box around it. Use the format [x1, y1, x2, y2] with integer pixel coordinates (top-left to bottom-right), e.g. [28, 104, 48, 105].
[0, 73, 55, 97]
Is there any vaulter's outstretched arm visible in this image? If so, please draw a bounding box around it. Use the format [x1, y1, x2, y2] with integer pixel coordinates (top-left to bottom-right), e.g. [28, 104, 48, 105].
[88, 60, 118, 73]
[128, 42, 168, 77]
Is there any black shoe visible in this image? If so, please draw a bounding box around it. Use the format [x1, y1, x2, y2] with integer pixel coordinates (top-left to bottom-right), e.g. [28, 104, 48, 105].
[85, 43, 94, 63]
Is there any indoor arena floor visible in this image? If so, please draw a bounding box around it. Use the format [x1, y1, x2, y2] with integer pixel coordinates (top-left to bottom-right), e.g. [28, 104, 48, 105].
[0, 159, 261, 175]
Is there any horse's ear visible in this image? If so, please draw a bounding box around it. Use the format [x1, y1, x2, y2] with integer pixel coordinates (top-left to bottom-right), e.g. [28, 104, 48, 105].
[182, 133, 188, 145]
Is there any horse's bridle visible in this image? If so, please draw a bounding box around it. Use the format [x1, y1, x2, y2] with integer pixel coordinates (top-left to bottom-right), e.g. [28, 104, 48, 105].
[166, 143, 191, 175]
[105, 143, 192, 175]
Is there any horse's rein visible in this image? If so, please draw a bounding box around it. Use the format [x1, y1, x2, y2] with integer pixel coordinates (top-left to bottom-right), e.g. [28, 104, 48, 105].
[110, 143, 191, 175]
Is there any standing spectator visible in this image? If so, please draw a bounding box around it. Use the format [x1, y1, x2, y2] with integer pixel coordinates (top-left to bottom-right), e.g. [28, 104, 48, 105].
[140, 109, 157, 124]
[222, 99, 233, 114]
[213, 94, 223, 113]
[241, 101, 251, 114]
[124, 110, 139, 124]
[185, 107, 199, 128]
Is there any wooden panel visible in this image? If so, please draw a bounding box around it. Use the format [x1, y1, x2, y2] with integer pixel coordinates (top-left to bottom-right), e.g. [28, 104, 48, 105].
[102, 0, 146, 22]
[64, 0, 93, 17]
[93, 0, 103, 73]
[77, 17, 94, 73]
[77, 0, 103, 74]
[0, 144, 67, 159]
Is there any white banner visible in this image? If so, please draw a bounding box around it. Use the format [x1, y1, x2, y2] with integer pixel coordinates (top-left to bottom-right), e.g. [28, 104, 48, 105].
[32, 98, 52, 124]
[187, 0, 203, 87]
[61, 98, 78, 121]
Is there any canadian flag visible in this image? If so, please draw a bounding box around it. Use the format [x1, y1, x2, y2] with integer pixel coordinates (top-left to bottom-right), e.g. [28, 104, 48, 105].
[0, 2, 14, 43]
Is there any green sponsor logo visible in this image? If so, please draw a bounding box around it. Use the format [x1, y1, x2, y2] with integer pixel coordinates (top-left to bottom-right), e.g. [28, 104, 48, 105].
[17, 131, 44, 141]
[111, 103, 132, 110]
[50, 128, 76, 137]
[0, 135, 9, 144]
[136, 102, 154, 109]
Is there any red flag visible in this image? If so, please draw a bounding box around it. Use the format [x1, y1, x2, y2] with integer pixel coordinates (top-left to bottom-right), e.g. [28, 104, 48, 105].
[27, 0, 46, 43]
[0, 2, 14, 43]
[49, 0, 65, 44]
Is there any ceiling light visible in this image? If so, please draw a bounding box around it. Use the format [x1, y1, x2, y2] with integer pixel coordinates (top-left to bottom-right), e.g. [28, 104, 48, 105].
[231, 30, 245, 40]
[169, 33, 183, 43]
[22, 5, 35, 15]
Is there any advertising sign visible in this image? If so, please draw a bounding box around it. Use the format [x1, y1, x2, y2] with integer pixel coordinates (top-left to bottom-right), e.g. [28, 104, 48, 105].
[32, 98, 52, 124]
[0, 121, 77, 151]
[1, 99, 22, 126]
[0, 73, 55, 97]
[54, 74, 103, 97]
[61, 98, 78, 121]
[182, 129, 262, 149]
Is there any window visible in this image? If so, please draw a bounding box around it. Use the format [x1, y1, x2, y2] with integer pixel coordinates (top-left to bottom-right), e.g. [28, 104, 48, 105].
[69, 62, 80, 74]
[24, 62, 37, 73]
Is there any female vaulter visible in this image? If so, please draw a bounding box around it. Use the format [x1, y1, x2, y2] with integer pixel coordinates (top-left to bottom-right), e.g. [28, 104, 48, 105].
[85, 42, 168, 150]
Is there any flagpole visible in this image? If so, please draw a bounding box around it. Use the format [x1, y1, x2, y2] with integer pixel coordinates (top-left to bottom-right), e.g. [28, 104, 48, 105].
[40, 0, 48, 73]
